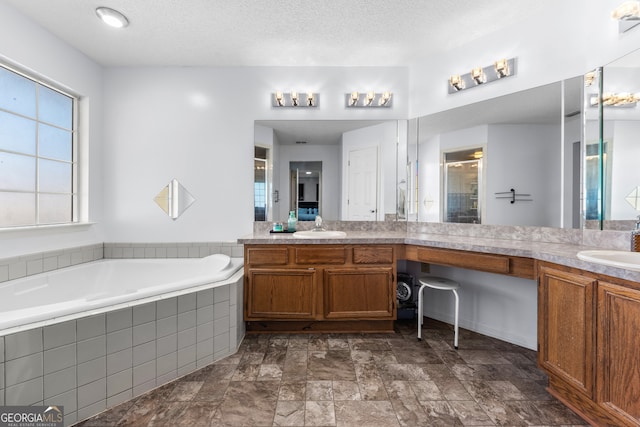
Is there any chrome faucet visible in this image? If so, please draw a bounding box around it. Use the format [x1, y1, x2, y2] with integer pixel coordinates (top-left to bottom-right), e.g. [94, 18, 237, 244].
[314, 215, 325, 231]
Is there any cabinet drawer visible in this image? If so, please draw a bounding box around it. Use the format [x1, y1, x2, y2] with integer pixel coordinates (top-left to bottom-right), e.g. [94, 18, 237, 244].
[416, 247, 509, 274]
[246, 247, 288, 266]
[295, 247, 347, 264]
[353, 246, 394, 264]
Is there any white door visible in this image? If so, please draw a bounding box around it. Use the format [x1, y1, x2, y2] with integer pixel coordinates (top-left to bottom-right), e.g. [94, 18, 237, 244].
[347, 146, 378, 220]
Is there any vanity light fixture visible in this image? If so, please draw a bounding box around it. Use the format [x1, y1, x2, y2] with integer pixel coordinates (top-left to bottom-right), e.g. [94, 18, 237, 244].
[349, 92, 359, 106]
[449, 75, 464, 91]
[471, 67, 486, 85]
[95, 7, 129, 28]
[494, 59, 511, 78]
[272, 91, 319, 107]
[378, 91, 392, 106]
[365, 91, 375, 106]
[584, 71, 596, 87]
[589, 92, 640, 107]
[448, 58, 517, 94]
[345, 91, 393, 107]
[612, 0, 640, 32]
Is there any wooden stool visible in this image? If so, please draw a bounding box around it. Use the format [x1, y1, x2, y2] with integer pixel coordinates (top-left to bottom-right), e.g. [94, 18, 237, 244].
[417, 275, 460, 349]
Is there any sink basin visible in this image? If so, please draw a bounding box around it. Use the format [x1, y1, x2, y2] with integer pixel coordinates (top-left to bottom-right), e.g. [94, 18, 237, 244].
[577, 250, 640, 271]
[293, 230, 347, 239]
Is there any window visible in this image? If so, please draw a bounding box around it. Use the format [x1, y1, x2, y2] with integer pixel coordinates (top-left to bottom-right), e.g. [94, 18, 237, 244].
[0, 65, 77, 227]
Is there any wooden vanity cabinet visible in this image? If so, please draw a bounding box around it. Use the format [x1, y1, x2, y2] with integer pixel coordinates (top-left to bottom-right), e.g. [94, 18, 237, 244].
[538, 264, 596, 399]
[244, 244, 398, 333]
[538, 262, 640, 427]
[597, 281, 640, 426]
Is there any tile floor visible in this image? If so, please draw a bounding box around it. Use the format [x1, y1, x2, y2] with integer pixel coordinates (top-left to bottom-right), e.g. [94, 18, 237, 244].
[75, 319, 588, 426]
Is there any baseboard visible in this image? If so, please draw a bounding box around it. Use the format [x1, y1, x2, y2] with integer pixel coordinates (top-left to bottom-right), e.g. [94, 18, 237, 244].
[422, 310, 537, 350]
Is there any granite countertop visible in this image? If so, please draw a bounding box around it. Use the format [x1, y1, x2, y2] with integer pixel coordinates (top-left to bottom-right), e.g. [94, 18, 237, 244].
[238, 230, 640, 283]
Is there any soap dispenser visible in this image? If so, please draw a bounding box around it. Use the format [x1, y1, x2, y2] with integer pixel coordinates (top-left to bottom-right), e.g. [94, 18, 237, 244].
[287, 210, 297, 232]
[632, 215, 640, 252]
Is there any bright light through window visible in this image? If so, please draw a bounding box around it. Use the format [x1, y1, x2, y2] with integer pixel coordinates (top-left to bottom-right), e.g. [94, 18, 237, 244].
[0, 65, 77, 227]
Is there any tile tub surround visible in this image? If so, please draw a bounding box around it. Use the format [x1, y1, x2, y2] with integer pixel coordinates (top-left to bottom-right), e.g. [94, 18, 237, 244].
[0, 242, 244, 285]
[0, 277, 244, 427]
[103, 242, 244, 260]
[0, 243, 104, 284]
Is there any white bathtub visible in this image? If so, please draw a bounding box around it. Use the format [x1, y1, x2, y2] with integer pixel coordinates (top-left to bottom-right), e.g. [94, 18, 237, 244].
[0, 254, 244, 333]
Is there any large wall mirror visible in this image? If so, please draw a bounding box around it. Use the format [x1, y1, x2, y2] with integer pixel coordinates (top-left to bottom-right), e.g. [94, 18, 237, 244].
[253, 64, 640, 230]
[411, 78, 583, 228]
[254, 120, 407, 222]
[590, 48, 640, 230]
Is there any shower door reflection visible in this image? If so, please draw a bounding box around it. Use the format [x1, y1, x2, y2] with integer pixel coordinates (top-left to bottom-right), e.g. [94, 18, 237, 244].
[443, 148, 483, 224]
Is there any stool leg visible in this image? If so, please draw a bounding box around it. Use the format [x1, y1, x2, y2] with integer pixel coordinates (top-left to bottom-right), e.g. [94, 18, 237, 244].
[452, 289, 459, 350]
[417, 284, 426, 340]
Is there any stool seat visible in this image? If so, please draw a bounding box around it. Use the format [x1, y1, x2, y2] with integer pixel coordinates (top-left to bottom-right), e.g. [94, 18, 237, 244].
[417, 275, 460, 349]
[419, 276, 459, 291]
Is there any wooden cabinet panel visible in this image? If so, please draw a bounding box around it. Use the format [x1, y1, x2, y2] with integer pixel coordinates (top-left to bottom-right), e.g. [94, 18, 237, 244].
[324, 268, 394, 319]
[416, 247, 510, 275]
[246, 247, 288, 266]
[597, 281, 640, 426]
[245, 269, 316, 319]
[538, 265, 596, 399]
[353, 246, 394, 264]
[294, 246, 347, 264]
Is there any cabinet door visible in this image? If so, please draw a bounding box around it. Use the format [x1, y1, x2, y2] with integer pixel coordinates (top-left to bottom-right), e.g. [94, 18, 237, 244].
[324, 267, 394, 319]
[246, 268, 317, 319]
[538, 266, 596, 399]
[597, 281, 640, 426]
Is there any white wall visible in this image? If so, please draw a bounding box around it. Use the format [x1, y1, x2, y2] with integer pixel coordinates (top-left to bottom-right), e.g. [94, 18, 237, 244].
[423, 265, 538, 350]
[0, 2, 104, 258]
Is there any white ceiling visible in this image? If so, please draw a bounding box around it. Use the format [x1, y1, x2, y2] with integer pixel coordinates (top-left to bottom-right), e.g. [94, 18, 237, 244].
[4, 0, 554, 67]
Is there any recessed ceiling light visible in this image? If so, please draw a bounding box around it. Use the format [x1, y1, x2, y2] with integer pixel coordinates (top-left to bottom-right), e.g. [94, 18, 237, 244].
[95, 7, 129, 28]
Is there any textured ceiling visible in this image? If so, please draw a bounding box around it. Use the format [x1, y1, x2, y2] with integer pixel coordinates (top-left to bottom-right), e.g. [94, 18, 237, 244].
[4, 0, 554, 67]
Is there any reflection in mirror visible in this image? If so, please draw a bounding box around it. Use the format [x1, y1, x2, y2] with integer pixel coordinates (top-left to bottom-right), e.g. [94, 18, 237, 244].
[443, 148, 483, 224]
[153, 179, 196, 220]
[584, 68, 604, 229]
[290, 161, 321, 221]
[599, 49, 640, 229]
[254, 120, 406, 222]
[403, 119, 419, 221]
[416, 78, 583, 228]
[254, 146, 268, 221]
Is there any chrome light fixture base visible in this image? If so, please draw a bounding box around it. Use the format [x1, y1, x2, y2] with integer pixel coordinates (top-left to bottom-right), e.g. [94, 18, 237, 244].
[272, 91, 318, 108]
[448, 58, 517, 94]
[345, 91, 393, 108]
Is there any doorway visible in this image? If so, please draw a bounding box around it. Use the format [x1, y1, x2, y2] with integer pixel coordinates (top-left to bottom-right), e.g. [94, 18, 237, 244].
[346, 146, 379, 220]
